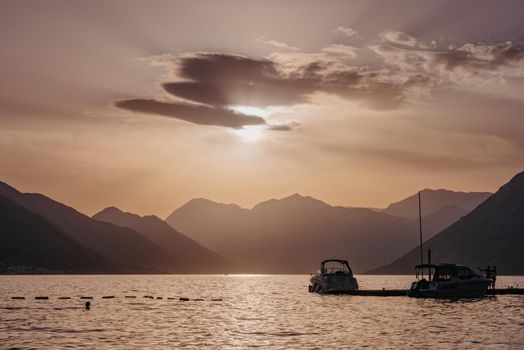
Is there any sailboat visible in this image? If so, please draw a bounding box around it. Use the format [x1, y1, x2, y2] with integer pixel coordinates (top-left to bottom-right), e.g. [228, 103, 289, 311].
[407, 192, 491, 298]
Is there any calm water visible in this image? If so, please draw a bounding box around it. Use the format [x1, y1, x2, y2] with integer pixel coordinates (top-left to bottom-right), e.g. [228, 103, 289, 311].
[1, 275, 523, 349]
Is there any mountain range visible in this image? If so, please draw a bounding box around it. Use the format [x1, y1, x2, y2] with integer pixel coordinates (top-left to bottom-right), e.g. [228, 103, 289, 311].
[165, 190, 492, 273]
[0, 181, 230, 273]
[3, 172, 522, 274]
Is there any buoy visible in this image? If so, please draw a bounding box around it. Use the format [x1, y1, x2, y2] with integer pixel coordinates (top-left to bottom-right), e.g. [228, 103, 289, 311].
[35, 296, 49, 300]
[11, 297, 25, 300]
[102, 296, 115, 299]
[179, 297, 189, 301]
[85, 301, 91, 310]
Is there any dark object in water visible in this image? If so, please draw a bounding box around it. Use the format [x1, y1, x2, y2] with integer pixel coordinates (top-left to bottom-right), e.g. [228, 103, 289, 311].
[193, 298, 204, 301]
[85, 301, 91, 310]
[156, 297, 163, 300]
[211, 298, 223, 301]
[179, 297, 190, 301]
[11, 296, 25, 300]
[102, 296, 115, 299]
[35, 296, 49, 300]
[167, 297, 175, 300]
[58, 297, 71, 300]
[80, 296, 93, 299]
[125, 296, 136, 298]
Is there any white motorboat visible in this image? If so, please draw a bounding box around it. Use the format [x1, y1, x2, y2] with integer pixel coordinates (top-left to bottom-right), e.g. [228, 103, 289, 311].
[408, 263, 492, 298]
[309, 259, 358, 294]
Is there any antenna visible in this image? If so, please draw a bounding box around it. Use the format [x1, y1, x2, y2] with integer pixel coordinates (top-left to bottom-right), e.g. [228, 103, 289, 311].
[418, 191, 423, 273]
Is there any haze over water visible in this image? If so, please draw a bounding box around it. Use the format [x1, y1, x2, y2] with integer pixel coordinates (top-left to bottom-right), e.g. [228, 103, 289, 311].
[1, 275, 523, 349]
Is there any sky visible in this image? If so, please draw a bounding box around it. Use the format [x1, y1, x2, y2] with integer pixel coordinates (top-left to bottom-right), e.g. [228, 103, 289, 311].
[1, 0, 523, 217]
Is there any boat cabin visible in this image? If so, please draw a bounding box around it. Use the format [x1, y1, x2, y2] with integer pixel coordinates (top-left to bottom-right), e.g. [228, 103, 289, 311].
[319, 259, 354, 276]
[415, 263, 478, 282]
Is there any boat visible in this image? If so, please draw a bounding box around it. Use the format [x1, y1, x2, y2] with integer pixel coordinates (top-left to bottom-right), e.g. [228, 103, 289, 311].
[408, 263, 492, 298]
[308, 259, 358, 294]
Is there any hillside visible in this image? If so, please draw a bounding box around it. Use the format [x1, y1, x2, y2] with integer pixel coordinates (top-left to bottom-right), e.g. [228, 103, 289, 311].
[0, 195, 117, 273]
[372, 171, 524, 275]
[93, 207, 232, 273]
[0, 181, 176, 272]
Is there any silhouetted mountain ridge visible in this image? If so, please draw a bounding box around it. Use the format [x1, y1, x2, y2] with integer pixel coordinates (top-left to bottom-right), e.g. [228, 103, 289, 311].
[93, 206, 232, 273]
[383, 189, 492, 219]
[0, 194, 117, 273]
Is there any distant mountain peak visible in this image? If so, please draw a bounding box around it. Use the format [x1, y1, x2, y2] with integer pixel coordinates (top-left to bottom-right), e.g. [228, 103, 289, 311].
[383, 188, 492, 219]
[252, 193, 331, 211]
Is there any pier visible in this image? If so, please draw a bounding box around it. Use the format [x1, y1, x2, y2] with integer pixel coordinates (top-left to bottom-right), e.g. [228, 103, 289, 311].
[324, 288, 524, 296]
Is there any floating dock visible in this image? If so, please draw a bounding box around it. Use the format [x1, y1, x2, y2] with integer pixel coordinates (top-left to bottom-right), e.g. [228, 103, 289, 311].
[323, 288, 524, 296]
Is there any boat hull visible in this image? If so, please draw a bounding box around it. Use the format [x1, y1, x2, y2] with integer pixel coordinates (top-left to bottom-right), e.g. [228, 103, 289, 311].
[309, 275, 359, 294]
[408, 278, 491, 298]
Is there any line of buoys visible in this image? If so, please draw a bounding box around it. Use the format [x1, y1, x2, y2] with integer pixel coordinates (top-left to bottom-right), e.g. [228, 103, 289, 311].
[8, 295, 223, 301]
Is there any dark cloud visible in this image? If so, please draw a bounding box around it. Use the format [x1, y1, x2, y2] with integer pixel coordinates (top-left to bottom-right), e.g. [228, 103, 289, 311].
[115, 52, 431, 128]
[433, 41, 524, 71]
[114, 99, 265, 128]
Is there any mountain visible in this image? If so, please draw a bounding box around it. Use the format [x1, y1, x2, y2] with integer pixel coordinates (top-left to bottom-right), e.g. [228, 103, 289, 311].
[166, 194, 421, 273]
[92, 207, 231, 273]
[383, 189, 491, 219]
[0, 194, 116, 273]
[0, 181, 176, 272]
[372, 171, 524, 275]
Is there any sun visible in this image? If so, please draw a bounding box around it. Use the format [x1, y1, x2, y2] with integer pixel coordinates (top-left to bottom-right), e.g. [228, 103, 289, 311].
[235, 126, 264, 142]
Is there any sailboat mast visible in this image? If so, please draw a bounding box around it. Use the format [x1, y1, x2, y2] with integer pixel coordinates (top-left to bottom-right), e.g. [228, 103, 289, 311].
[418, 191, 423, 271]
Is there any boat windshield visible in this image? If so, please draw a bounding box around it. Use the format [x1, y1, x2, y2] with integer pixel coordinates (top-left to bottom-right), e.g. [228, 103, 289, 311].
[322, 261, 351, 275]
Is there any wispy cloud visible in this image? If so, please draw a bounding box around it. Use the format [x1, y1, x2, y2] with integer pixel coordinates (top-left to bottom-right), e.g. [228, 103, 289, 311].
[333, 26, 360, 38]
[321, 44, 358, 58]
[256, 36, 298, 51]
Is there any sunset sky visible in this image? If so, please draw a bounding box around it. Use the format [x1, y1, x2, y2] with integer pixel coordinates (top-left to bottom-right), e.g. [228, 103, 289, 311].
[1, 0, 523, 217]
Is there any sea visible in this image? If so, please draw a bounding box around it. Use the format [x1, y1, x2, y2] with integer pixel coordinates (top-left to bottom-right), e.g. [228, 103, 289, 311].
[1, 275, 523, 349]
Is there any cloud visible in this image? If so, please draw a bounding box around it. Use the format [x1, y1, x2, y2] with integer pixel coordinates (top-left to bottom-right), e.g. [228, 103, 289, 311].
[256, 36, 298, 51]
[267, 121, 301, 131]
[334, 26, 359, 38]
[321, 44, 358, 58]
[372, 38, 524, 86]
[116, 52, 430, 127]
[380, 30, 419, 47]
[116, 37, 523, 129]
[114, 99, 265, 128]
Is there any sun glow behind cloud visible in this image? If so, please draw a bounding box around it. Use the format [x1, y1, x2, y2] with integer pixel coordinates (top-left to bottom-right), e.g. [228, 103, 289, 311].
[227, 105, 277, 118]
[235, 126, 264, 142]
